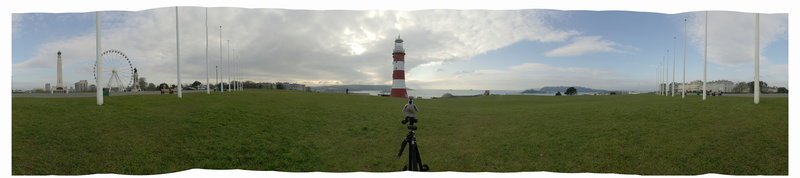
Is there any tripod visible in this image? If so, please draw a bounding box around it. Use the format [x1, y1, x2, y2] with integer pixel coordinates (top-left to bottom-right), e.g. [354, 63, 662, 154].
[397, 118, 429, 171]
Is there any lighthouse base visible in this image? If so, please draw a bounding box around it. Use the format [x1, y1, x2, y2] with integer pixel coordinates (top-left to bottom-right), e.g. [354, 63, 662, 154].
[391, 88, 408, 98]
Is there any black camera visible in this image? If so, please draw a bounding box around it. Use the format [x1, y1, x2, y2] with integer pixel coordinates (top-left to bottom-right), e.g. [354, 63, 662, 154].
[401, 117, 418, 125]
[402, 117, 418, 130]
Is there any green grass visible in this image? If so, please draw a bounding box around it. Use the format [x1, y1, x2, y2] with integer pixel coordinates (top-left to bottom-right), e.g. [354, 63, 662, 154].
[12, 90, 788, 175]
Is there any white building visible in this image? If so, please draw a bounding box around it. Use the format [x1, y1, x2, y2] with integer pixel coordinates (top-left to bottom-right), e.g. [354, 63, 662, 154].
[707, 80, 734, 92]
[675, 80, 703, 93]
[74, 80, 89, 92]
[687, 80, 702, 92]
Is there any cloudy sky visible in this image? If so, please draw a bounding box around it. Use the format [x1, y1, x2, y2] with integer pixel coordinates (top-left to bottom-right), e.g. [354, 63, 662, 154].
[11, 8, 788, 91]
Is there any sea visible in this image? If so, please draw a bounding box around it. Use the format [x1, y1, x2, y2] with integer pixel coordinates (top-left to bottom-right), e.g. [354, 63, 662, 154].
[348, 89, 597, 99]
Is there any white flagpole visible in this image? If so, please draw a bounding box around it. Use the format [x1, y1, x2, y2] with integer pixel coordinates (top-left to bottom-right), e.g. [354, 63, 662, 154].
[665, 53, 668, 96]
[176, 6, 182, 98]
[682, 18, 687, 98]
[206, 8, 210, 94]
[216, 65, 219, 91]
[236, 51, 239, 91]
[238, 51, 241, 91]
[236, 48, 239, 91]
[233, 48, 237, 91]
[672, 37, 676, 97]
[227, 40, 231, 92]
[236, 52, 239, 91]
[660, 56, 664, 95]
[96, 11, 103, 105]
[238, 53, 241, 91]
[660, 62, 663, 95]
[219, 26, 224, 93]
[234, 48, 237, 91]
[754, 13, 760, 104]
[703, 11, 708, 101]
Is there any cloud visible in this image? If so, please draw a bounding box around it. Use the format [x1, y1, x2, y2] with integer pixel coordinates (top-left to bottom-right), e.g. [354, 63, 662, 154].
[545, 36, 625, 57]
[405, 62, 628, 90]
[12, 8, 581, 89]
[687, 11, 787, 66]
[410, 68, 645, 91]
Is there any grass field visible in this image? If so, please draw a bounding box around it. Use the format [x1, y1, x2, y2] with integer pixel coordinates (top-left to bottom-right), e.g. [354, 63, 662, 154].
[12, 90, 788, 175]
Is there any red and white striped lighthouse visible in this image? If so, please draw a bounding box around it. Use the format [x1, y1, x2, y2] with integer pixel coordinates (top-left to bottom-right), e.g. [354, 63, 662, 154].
[391, 36, 408, 98]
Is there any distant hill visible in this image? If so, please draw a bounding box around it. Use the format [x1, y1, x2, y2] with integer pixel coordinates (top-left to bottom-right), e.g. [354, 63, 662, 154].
[524, 86, 609, 93]
[521, 89, 546, 93]
[311, 85, 393, 93]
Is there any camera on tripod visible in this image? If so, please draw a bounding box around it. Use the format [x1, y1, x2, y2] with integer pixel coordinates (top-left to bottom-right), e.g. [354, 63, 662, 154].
[398, 116, 428, 171]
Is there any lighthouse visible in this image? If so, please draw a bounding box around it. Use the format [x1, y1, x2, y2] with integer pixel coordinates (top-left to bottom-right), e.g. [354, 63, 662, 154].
[391, 36, 408, 98]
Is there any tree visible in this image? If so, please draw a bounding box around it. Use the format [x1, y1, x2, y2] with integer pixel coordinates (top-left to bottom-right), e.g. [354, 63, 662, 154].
[147, 83, 156, 91]
[138, 77, 147, 90]
[732, 82, 749, 93]
[158, 83, 169, 90]
[191, 81, 202, 88]
[747, 81, 768, 93]
[555, 91, 562, 96]
[565, 87, 577, 95]
[778, 87, 788, 93]
[243, 81, 257, 88]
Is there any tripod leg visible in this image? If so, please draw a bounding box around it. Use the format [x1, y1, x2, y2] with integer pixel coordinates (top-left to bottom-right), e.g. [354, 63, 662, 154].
[409, 140, 417, 171]
[398, 139, 408, 157]
[413, 144, 422, 170]
[411, 139, 429, 171]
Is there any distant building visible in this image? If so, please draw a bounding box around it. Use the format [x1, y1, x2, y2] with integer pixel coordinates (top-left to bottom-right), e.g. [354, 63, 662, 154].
[686, 80, 703, 92]
[287, 83, 306, 91]
[257, 82, 275, 89]
[74, 80, 89, 92]
[767, 86, 779, 93]
[707, 80, 734, 92]
[664, 82, 681, 94]
[674, 80, 702, 93]
[45, 83, 51, 93]
[89, 84, 97, 91]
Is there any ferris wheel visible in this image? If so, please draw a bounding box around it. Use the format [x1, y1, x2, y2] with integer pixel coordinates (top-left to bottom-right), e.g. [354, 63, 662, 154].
[93, 49, 134, 92]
